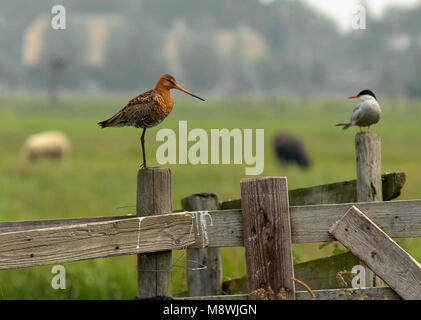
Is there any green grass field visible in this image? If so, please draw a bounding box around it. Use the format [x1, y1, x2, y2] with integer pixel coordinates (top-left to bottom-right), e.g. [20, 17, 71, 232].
[0, 95, 420, 299]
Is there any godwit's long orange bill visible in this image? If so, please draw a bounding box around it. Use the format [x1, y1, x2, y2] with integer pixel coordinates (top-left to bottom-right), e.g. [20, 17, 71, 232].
[174, 84, 205, 101]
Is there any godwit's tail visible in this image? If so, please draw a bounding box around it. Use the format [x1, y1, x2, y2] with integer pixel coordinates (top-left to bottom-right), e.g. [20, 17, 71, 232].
[98, 112, 126, 128]
[98, 119, 109, 128]
[336, 122, 352, 130]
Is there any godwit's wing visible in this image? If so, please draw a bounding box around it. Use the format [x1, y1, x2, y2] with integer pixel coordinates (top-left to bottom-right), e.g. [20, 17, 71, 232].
[99, 89, 165, 128]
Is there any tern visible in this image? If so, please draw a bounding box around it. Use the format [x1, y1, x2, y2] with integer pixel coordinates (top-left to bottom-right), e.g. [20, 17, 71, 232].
[336, 89, 381, 133]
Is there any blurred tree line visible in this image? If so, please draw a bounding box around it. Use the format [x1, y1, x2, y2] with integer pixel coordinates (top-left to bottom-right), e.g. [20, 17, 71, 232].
[0, 0, 421, 98]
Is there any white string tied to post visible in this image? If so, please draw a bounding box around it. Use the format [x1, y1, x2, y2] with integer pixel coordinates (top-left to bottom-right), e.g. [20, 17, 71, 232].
[136, 217, 145, 249]
[193, 211, 214, 248]
[135, 211, 214, 272]
[186, 211, 214, 271]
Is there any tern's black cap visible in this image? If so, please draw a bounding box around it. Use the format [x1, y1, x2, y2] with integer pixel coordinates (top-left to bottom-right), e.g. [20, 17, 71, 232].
[357, 89, 377, 100]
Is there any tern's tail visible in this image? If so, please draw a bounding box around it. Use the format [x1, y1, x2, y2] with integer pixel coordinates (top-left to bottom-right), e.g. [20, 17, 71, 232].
[336, 122, 352, 130]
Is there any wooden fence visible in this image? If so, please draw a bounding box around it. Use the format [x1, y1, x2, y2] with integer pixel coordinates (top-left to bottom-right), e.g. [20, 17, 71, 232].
[0, 132, 420, 300]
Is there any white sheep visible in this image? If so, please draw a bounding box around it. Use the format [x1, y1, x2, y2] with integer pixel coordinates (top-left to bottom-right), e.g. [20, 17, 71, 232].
[19, 131, 71, 164]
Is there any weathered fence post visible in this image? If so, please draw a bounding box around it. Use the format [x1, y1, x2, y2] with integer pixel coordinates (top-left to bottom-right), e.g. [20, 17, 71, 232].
[356, 133, 383, 202]
[241, 177, 295, 300]
[136, 168, 172, 298]
[356, 132, 383, 287]
[181, 193, 222, 297]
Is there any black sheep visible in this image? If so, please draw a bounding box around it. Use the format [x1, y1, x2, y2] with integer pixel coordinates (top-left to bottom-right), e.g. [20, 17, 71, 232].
[273, 133, 311, 169]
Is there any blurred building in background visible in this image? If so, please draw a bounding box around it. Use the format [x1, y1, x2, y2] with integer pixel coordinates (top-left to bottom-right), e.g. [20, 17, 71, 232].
[1, 0, 421, 97]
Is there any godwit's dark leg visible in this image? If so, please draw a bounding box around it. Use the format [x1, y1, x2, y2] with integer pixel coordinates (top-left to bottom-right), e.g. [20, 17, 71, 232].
[140, 127, 147, 168]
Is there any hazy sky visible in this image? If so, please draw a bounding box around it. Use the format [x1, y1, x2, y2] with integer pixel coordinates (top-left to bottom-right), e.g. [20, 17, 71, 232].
[303, 0, 421, 31]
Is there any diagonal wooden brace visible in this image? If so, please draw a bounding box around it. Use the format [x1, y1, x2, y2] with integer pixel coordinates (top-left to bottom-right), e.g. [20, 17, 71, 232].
[329, 205, 421, 300]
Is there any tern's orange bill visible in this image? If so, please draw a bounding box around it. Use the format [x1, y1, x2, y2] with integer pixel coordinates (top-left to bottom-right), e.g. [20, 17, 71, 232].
[174, 84, 205, 101]
[348, 95, 360, 99]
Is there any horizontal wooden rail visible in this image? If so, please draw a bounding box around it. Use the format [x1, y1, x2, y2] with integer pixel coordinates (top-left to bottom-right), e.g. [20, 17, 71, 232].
[221, 172, 405, 209]
[289, 199, 421, 243]
[0, 199, 420, 270]
[219, 252, 360, 295]
[180, 287, 401, 300]
[0, 215, 135, 234]
[174, 252, 359, 296]
[0, 213, 194, 270]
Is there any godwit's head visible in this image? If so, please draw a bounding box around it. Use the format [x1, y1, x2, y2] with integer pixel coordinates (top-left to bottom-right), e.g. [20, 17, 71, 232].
[156, 74, 205, 101]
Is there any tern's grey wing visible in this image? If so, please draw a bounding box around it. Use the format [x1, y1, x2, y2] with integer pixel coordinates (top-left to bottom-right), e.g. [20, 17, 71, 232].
[350, 103, 363, 124]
